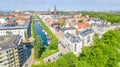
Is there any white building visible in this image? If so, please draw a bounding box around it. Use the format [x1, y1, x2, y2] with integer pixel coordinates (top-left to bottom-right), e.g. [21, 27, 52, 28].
[86, 18, 107, 25]
[0, 18, 7, 24]
[61, 17, 95, 55]
[0, 35, 25, 67]
[63, 28, 94, 55]
[0, 24, 28, 39]
[86, 18, 111, 36]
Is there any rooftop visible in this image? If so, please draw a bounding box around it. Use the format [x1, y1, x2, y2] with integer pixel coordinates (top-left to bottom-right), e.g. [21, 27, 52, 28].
[61, 27, 76, 31]
[65, 32, 81, 43]
[79, 29, 94, 37]
[0, 35, 21, 51]
[0, 23, 28, 30]
[64, 29, 94, 43]
[68, 19, 90, 29]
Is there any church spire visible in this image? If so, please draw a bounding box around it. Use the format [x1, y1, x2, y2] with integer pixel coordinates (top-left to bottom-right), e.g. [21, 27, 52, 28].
[54, 4, 57, 15]
[54, 4, 57, 19]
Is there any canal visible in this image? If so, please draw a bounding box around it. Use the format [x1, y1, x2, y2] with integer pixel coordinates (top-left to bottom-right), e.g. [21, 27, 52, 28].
[34, 20, 48, 46]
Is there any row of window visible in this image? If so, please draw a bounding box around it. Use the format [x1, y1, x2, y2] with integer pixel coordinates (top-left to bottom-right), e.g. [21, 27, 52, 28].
[0, 30, 24, 35]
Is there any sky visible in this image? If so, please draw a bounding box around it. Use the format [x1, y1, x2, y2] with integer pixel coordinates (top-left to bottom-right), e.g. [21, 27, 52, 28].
[0, 0, 120, 11]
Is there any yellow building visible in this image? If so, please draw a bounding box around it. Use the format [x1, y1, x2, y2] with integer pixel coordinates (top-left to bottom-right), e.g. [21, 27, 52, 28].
[0, 35, 25, 67]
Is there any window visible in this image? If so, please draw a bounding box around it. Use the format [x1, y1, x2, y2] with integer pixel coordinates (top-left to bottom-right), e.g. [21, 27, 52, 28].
[82, 40, 84, 46]
[0, 57, 3, 59]
[0, 53, 2, 55]
[75, 44, 77, 52]
[6, 31, 12, 35]
[6, 50, 11, 53]
[87, 36, 91, 43]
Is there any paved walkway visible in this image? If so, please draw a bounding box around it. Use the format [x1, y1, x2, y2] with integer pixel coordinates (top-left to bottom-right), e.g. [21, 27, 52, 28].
[22, 48, 39, 67]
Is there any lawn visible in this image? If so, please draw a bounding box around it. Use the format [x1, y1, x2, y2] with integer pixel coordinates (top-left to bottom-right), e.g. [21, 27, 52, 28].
[40, 47, 59, 59]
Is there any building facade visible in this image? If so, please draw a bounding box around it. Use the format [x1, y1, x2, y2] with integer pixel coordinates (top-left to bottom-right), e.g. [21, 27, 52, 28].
[0, 24, 28, 39]
[0, 35, 25, 67]
[63, 28, 94, 55]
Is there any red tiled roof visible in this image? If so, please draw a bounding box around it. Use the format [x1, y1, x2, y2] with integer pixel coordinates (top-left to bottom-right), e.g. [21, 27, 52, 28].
[77, 22, 90, 29]
[45, 18, 52, 26]
[25, 19, 30, 23]
[69, 20, 76, 26]
[74, 15, 82, 19]
[52, 25, 58, 29]
[7, 20, 13, 24]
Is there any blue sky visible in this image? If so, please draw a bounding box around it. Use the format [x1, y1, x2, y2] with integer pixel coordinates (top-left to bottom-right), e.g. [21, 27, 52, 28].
[0, 0, 120, 11]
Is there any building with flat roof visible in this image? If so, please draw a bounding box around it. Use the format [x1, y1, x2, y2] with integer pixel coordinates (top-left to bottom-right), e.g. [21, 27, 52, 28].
[0, 35, 25, 67]
[0, 23, 28, 39]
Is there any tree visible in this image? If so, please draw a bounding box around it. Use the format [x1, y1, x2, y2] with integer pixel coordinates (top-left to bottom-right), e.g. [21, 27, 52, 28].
[57, 57, 69, 67]
[75, 60, 92, 67]
[62, 52, 77, 67]
[46, 62, 58, 67]
[78, 20, 83, 23]
[58, 19, 66, 26]
[79, 30, 120, 67]
[33, 35, 43, 60]
[31, 15, 36, 38]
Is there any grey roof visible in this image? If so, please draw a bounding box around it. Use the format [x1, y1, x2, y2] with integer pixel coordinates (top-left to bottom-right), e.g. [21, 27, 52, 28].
[79, 29, 94, 37]
[0, 35, 21, 51]
[61, 27, 76, 32]
[65, 32, 81, 43]
[0, 23, 28, 30]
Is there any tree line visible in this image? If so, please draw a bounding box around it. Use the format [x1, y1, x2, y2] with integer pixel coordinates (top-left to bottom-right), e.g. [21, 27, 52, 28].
[81, 11, 120, 23]
[32, 35, 44, 60]
[31, 15, 36, 38]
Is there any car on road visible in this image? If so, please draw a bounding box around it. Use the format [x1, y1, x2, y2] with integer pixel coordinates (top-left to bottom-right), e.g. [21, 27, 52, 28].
[48, 59, 50, 62]
[58, 53, 62, 57]
[25, 64, 28, 67]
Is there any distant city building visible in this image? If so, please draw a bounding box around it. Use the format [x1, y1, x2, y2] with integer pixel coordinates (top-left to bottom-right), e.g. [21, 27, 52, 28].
[0, 18, 7, 24]
[0, 24, 28, 39]
[86, 18, 111, 36]
[0, 11, 31, 39]
[54, 4, 57, 19]
[0, 35, 25, 67]
[86, 18, 107, 25]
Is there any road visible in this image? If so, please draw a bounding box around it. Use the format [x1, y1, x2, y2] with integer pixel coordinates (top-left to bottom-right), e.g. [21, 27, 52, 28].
[22, 46, 39, 67]
[43, 42, 69, 63]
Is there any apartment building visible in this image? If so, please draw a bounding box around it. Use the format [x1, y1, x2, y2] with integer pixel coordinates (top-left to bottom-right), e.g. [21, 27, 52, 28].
[62, 16, 94, 55]
[0, 35, 25, 67]
[63, 28, 94, 55]
[0, 24, 28, 39]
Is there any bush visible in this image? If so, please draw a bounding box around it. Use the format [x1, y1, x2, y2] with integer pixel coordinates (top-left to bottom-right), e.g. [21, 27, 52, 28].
[33, 35, 43, 60]
[31, 15, 36, 38]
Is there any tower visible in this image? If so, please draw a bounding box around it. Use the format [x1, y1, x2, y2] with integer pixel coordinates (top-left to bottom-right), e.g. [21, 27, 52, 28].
[54, 4, 57, 19]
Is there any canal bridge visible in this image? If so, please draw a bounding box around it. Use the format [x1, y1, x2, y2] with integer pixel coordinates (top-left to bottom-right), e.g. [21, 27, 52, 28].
[22, 37, 35, 44]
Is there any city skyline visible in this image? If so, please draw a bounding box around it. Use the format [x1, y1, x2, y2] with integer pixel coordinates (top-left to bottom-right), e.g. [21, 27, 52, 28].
[0, 0, 120, 11]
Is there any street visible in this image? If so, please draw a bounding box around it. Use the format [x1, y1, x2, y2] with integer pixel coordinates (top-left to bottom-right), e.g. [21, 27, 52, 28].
[43, 41, 69, 63]
[22, 45, 38, 67]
